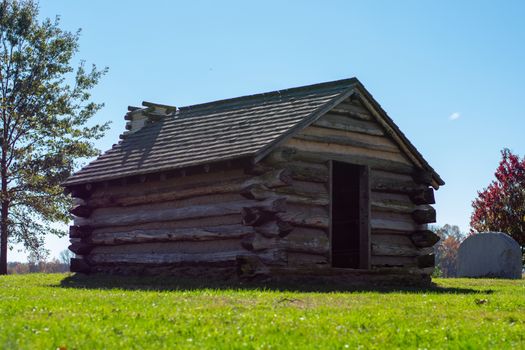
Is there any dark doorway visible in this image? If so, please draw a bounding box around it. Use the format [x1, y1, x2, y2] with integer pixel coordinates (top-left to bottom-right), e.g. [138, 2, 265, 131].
[331, 161, 370, 269]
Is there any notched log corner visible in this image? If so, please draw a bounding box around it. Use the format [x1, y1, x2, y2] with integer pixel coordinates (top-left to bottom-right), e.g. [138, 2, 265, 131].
[412, 207, 436, 224]
[68, 242, 94, 255]
[69, 205, 93, 218]
[410, 230, 440, 248]
[241, 197, 287, 226]
[409, 187, 435, 205]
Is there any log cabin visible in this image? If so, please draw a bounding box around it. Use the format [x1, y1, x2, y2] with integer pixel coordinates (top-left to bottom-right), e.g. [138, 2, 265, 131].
[63, 78, 444, 286]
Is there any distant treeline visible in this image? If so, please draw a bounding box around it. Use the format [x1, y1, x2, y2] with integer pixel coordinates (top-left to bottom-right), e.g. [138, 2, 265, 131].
[7, 260, 70, 274]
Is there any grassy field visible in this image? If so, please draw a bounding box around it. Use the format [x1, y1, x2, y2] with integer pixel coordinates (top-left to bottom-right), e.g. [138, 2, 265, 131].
[0, 274, 524, 349]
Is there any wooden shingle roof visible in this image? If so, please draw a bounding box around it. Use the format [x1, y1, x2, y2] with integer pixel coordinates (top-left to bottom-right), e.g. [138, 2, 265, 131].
[64, 78, 444, 187]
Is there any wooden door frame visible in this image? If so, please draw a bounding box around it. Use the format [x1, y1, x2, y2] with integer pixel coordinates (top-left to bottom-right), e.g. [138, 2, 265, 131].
[328, 160, 371, 269]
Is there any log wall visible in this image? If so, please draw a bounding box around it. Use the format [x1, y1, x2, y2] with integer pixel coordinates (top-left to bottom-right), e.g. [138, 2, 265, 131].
[68, 96, 439, 284]
[252, 96, 438, 278]
[69, 167, 293, 276]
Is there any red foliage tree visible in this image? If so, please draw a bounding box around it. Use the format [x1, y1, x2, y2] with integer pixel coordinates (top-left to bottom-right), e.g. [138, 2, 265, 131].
[470, 149, 525, 252]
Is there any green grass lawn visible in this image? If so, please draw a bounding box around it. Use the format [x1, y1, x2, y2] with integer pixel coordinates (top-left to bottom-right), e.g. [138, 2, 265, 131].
[0, 274, 524, 349]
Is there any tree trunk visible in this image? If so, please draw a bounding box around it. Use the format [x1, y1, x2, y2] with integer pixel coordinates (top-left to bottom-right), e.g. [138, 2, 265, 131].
[0, 128, 8, 275]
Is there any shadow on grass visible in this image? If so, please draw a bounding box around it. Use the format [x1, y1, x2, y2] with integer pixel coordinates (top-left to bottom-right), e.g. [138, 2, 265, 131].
[57, 273, 491, 294]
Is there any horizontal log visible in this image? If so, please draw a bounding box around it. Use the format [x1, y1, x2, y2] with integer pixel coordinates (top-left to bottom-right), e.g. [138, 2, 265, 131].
[69, 225, 93, 239]
[89, 168, 245, 197]
[70, 258, 90, 273]
[76, 198, 284, 228]
[410, 230, 440, 248]
[89, 224, 256, 245]
[371, 235, 420, 257]
[253, 220, 294, 238]
[242, 169, 292, 188]
[370, 174, 427, 194]
[241, 183, 329, 206]
[301, 124, 399, 149]
[330, 104, 373, 121]
[371, 199, 415, 214]
[294, 133, 399, 154]
[286, 162, 329, 183]
[371, 218, 417, 233]
[89, 249, 286, 266]
[91, 215, 242, 237]
[314, 114, 384, 136]
[68, 242, 94, 255]
[409, 187, 435, 205]
[69, 205, 93, 218]
[286, 138, 410, 165]
[276, 204, 329, 229]
[412, 206, 436, 224]
[417, 254, 435, 268]
[85, 169, 288, 209]
[287, 252, 329, 266]
[91, 238, 244, 255]
[267, 148, 415, 175]
[242, 229, 329, 255]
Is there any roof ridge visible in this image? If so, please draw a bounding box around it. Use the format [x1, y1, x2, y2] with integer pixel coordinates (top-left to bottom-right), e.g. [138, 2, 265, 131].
[177, 77, 359, 113]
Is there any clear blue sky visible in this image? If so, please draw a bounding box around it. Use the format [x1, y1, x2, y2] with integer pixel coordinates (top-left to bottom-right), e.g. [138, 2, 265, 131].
[9, 0, 525, 260]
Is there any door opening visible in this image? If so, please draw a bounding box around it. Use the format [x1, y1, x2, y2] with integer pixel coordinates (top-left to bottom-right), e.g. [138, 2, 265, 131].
[331, 161, 370, 269]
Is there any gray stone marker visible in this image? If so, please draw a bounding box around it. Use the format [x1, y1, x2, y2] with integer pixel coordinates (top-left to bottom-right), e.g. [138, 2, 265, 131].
[458, 232, 522, 279]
